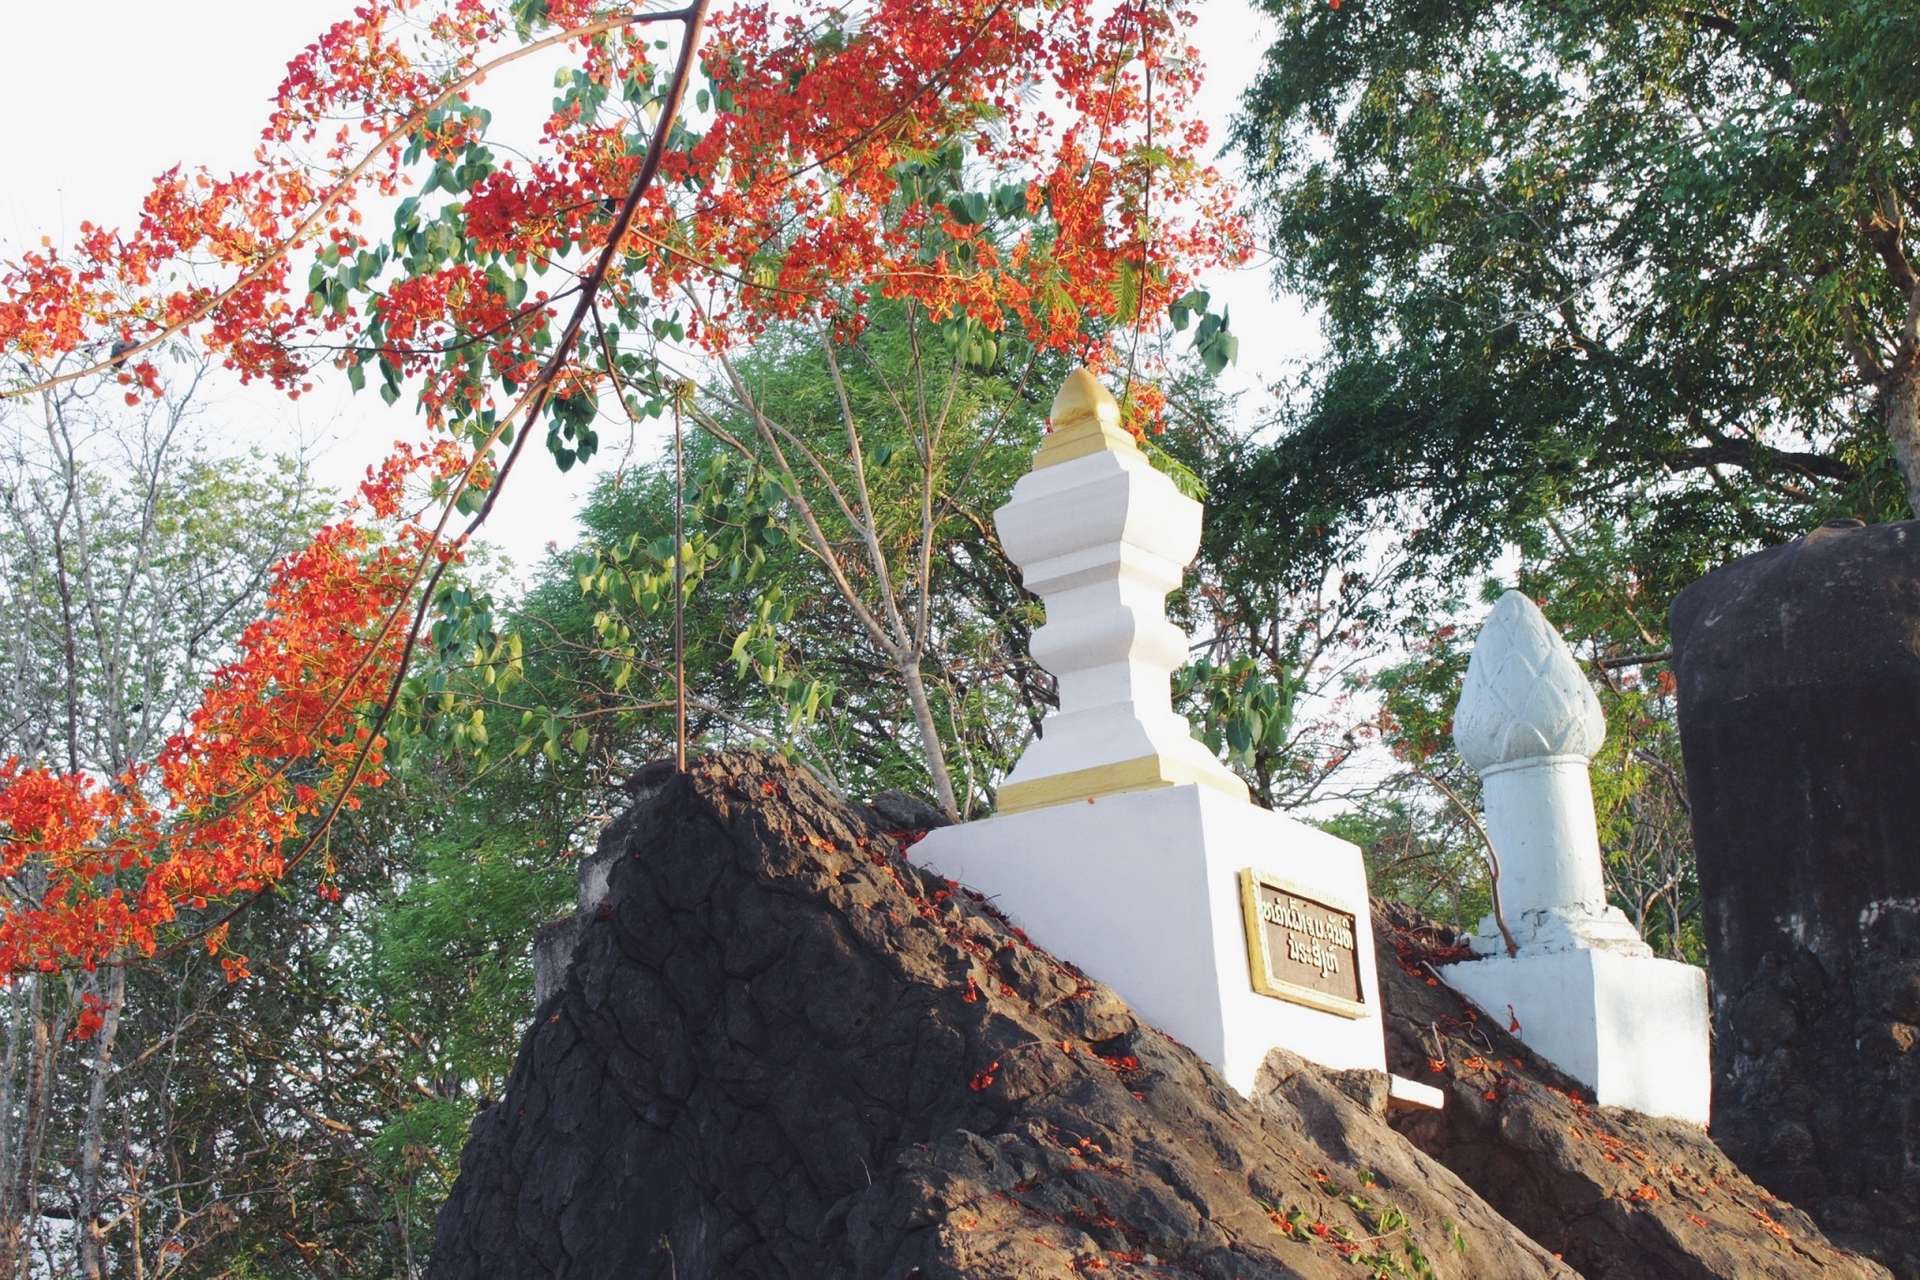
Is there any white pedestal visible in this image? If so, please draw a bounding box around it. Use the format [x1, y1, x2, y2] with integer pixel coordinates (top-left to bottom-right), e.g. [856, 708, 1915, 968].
[1441, 949, 1711, 1124]
[913, 784, 1386, 1093]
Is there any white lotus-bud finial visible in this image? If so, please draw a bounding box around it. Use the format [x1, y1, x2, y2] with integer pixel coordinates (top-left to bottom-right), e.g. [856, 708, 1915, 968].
[1453, 591, 1604, 773]
[1438, 589, 1709, 1125]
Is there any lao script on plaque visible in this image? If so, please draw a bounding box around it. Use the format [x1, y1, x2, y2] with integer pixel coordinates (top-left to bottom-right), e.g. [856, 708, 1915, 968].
[1238, 870, 1366, 1017]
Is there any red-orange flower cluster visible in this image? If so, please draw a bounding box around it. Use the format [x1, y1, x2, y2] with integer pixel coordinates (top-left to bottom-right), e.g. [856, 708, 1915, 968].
[0, 447, 456, 974]
[0, 0, 1247, 974]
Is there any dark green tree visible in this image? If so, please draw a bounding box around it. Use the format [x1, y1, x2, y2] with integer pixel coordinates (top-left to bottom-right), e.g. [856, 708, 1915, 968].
[1213, 2, 1919, 954]
[1232, 0, 1920, 607]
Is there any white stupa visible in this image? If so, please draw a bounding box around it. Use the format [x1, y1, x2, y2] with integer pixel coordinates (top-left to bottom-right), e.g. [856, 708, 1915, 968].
[990, 367, 1249, 814]
[913, 370, 1434, 1108]
[1441, 592, 1710, 1122]
[1451, 591, 1652, 956]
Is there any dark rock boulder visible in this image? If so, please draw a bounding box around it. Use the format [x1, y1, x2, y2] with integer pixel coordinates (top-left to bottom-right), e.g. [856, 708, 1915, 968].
[866, 788, 955, 834]
[429, 753, 1570, 1279]
[1669, 519, 1920, 1275]
[432, 752, 1888, 1278]
[1373, 904, 1889, 1279]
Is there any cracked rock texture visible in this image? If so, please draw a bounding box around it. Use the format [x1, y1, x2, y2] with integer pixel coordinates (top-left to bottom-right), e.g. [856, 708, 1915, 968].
[1670, 519, 1920, 1277]
[1374, 904, 1889, 1280]
[430, 753, 1883, 1279]
[430, 753, 1567, 1279]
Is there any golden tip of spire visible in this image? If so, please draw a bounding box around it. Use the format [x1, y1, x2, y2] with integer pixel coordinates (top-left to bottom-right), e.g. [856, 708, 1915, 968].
[1034, 368, 1134, 469]
[1049, 367, 1121, 433]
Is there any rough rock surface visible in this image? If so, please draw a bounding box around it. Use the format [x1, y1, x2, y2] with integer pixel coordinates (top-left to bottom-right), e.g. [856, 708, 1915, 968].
[430, 754, 1570, 1279]
[432, 753, 1888, 1279]
[1669, 518, 1920, 1276]
[1374, 904, 1891, 1280]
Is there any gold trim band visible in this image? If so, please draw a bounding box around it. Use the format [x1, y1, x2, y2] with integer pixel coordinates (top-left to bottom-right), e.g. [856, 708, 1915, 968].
[1032, 419, 1138, 469]
[996, 752, 1246, 815]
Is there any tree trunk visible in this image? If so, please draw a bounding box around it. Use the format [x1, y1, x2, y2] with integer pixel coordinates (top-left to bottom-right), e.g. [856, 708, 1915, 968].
[0, 985, 19, 1280]
[76, 967, 126, 1280]
[10, 980, 52, 1280]
[1886, 369, 1920, 518]
[897, 651, 960, 820]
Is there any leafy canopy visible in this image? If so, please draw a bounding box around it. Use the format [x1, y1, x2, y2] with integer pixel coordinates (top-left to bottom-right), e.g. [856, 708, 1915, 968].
[1232, 0, 1920, 603]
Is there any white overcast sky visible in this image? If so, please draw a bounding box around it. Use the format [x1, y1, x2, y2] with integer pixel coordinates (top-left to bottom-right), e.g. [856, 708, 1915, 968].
[0, 1, 1319, 573]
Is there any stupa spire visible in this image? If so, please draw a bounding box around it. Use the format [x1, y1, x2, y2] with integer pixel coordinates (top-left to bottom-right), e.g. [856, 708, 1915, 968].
[992, 368, 1245, 814]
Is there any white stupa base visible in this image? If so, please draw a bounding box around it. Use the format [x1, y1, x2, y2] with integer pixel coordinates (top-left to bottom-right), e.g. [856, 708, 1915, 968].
[912, 784, 1386, 1094]
[1466, 902, 1654, 958]
[1441, 948, 1710, 1124]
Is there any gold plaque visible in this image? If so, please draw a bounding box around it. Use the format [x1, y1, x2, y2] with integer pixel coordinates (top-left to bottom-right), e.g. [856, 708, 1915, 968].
[1239, 870, 1367, 1018]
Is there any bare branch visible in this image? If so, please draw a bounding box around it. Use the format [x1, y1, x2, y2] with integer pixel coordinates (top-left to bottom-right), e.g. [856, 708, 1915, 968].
[1412, 766, 1519, 959]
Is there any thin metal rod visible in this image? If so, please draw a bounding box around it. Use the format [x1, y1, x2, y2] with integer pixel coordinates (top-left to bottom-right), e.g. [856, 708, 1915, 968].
[673, 396, 687, 771]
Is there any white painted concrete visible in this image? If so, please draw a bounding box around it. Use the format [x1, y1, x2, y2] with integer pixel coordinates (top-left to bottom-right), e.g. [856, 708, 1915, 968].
[1453, 590, 1634, 951]
[913, 783, 1387, 1093]
[1443, 948, 1711, 1122]
[1387, 1075, 1447, 1114]
[911, 369, 1392, 1098]
[991, 372, 1245, 804]
[1440, 590, 1711, 1124]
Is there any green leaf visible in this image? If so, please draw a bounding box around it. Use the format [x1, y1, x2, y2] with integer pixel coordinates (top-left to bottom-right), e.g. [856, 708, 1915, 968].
[1169, 288, 1208, 332]
[1113, 260, 1142, 324]
[946, 192, 990, 225]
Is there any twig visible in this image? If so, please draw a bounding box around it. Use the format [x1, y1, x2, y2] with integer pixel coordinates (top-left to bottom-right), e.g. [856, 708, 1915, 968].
[1412, 766, 1519, 958]
[1593, 650, 1671, 670]
[673, 391, 686, 772]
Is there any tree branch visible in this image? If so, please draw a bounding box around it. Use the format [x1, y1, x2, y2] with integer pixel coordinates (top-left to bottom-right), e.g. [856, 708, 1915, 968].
[5, 9, 696, 401]
[1669, 437, 1858, 483]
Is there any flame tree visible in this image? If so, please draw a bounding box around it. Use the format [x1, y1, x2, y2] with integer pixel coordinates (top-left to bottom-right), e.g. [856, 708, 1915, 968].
[0, 0, 1245, 979]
